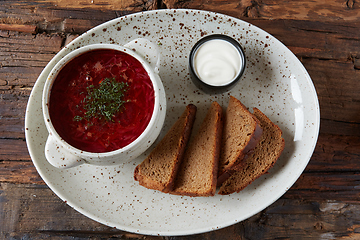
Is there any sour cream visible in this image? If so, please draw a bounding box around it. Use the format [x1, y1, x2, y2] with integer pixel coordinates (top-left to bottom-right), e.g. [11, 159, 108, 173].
[193, 39, 242, 86]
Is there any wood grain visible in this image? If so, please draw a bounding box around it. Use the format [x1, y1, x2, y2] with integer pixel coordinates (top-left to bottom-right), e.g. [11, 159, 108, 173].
[163, 0, 360, 22]
[0, 0, 358, 201]
[0, 0, 360, 239]
[0, 31, 63, 88]
[36, 0, 157, 11]
[1, 134, 360, 201]
[0, 0, 156, 34]
[0, 23, 37, 33]
[1, 183, 360, 239]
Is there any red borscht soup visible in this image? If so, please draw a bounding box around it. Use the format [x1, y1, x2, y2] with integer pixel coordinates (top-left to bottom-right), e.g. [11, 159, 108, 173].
[49, 49, 155, 153]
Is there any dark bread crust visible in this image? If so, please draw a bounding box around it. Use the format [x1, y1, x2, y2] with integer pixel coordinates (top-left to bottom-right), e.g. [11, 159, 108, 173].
[218, 107, 285, 195]
[217, 96, 263, 185]
[134, 104, 197, 193]
[171, 101, 223, 197]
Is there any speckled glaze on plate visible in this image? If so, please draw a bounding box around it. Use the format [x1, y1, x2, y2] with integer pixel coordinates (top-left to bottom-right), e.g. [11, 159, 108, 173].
[25, 9, 320, 236]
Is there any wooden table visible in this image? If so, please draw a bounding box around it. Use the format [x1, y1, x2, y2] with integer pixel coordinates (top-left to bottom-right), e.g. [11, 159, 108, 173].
[1, 1, 359, 239]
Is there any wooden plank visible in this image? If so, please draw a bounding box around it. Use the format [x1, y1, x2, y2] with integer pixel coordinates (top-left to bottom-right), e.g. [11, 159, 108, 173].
[34, 7, 120, 33]
[0, 92, 29, 140]
[0, 183, 158, 239]
[0, 1, 358, 239]
[0, 33, 61, 63]
[240, 199, 360, 239]
[0, 93, 29, 117]
[286, 172, 360, 202]
[0, 31, 358, 197]
[34, 0, 157, 11]
[0, 2, 45, 24]
[162, 0, 249, 20]
[62, 18, 110, 34]
[320, 119, 360, 137]
[0, 118, 25, 139]
[163, 0, 360, 22]
[0, 0, 156, 34]
[1, 183, 360, 239]
[0, 23, 37, 33]
[1, 132, 359, 199]
[2, 129, 359, 203]
[302, 58, 360, 123]
[0, 90, 30, 139]
[260, 0, 360, 22]
[307, 133, 360, 172]
[0, 23, 358, 122]
[1, 139, 360, 202]
[0, 183, 129, 237]
[1, 0, 354, 35]
[248, 19, 360, 60]
[4, 14, 358, 127]
[0, 161, 43, 184]
[0, 32, 63, 87]
[0, 139, 30, 161]
[240, 20, 360, 124]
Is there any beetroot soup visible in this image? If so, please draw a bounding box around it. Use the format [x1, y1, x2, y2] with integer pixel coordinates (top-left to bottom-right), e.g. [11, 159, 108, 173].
[49, 49, 155, 153]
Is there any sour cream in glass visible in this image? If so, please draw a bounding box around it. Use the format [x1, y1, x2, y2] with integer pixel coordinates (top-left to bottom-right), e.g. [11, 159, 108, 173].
[193, 39, 242, 86]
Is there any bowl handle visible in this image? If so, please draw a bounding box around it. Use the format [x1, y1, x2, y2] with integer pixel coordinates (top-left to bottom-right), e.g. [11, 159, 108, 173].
[124, 38, 160, 74]
[45, 134, 84, 169]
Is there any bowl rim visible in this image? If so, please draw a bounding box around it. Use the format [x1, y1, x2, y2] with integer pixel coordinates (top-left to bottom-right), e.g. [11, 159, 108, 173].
[42, 43, 161, 157]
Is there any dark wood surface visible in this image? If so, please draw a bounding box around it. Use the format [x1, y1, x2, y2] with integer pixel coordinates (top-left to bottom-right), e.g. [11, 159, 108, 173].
[1, 0, 360, 239]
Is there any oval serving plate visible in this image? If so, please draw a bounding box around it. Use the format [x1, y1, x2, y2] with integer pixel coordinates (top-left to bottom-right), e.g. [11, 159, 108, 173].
[25, 9, 320, 236]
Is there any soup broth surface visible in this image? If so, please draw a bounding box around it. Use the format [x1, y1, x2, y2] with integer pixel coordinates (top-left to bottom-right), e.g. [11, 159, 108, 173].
[49, 49, 155, 153]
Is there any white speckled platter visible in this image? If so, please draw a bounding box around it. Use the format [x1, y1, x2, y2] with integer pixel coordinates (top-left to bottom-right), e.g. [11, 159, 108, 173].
[25, 9, 320, 236]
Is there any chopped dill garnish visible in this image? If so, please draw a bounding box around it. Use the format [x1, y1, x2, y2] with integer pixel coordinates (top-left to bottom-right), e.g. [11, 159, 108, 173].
[73, 115, 83, 121]
[74, 78, 129, 122]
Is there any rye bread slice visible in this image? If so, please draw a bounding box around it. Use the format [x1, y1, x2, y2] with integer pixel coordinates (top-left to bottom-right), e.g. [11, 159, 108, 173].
[171, 102, 223, 197]
[217, 96, 263, 185]
[134, 104, 197, 193]
[218, 107, 285, 195]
